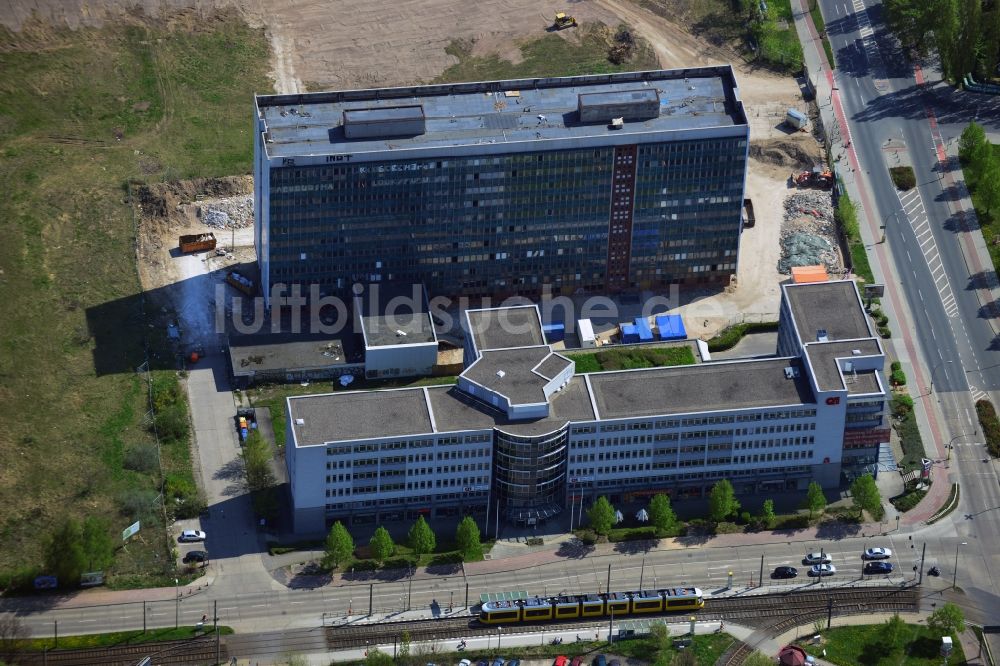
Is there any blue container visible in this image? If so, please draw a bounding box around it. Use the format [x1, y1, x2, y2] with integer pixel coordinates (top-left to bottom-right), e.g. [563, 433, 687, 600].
[542, 322, 565, 343]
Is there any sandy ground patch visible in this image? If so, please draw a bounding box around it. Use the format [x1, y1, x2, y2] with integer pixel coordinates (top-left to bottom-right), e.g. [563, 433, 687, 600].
[10, 0, 827, 341]
[135, 177, 256, 345]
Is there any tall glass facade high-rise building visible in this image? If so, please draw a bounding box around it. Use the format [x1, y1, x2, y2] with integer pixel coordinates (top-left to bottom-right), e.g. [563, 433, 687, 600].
[254, 67, 750, 303]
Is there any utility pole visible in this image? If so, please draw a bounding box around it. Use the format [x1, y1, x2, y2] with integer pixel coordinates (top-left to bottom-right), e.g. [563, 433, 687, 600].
[407, 567, 414, 610]
[639, 557, 645, 591]
[609, 608, 614, 644]
[607, 564, 612, 595]
[759, 554, 764, 588]
[918, 543, 927, 585]
[465, 582, 469, 610]
[213, 600, 218, 630]
[827, 594, 833, 629]
[370, 584, 374, 616]
[143, 601, 147, 634]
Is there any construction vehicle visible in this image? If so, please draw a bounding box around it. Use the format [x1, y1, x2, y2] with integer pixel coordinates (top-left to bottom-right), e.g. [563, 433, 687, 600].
[553, 12, 578, 29]
[793, 166, 833, 190]
[178, 232, 217, 254]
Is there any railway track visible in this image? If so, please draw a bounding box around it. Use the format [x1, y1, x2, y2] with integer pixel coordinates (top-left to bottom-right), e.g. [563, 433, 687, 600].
[16, 635, 224, 666]
[328, 586, 921, 649]
[718, 587, 921, 665]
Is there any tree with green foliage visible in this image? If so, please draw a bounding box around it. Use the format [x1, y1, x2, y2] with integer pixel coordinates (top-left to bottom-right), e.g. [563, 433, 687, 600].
[587, 496, 616, 536]
[927, 602, 966, 635]
[960, 121, 989, 165]
[850, 474, 883, 519]
[44, 518, 87, 587]
[456, 516, 482, 560]
[708, 479, 740, 523]
[648, 494, 677, 534]
[369, 526, 395, 564]
[648, 622, 671, 654]
[399, 631, 411, 663]
[879, 612, 908, 654]
[805, 481, 827, 518]
[243, 430, 275, 492]
[979, 151, 1000, 217]
[324, 521, 354, 569]
[759, 499, 775, 528]
[363, 646, 394, 666]
[407, 515, 436, 558]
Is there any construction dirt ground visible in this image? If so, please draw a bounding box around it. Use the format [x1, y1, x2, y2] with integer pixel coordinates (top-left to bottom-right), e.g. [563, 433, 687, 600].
[8, 0, 828, 342]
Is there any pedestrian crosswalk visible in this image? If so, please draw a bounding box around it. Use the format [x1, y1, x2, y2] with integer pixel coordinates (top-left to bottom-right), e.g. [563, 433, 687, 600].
[897, 188, 960, 318]
[851, 0, 888, 91]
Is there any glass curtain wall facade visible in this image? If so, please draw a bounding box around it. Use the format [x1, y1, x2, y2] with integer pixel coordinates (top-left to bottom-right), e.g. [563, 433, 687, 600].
[266, 137, 746, 298]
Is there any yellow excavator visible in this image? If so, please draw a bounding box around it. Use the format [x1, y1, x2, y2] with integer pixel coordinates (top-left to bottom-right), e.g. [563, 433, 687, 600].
[553, 12, 578, 29]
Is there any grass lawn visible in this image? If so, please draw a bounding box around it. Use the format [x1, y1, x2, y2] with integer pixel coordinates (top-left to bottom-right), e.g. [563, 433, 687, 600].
[439, 633, 732, 665]
[18, 625, 234, 651]
[566, 345, 696, 374]
[806, 0, 836, 68]
[802, 623, 965, 666]
[756, 0, 804, 72]
[614, 632, 734, 665]
[250, 375, 458, 448]
[435, 23, 658, 83]
[0, 12, 271, 587]
[964, 143, 1000, 274]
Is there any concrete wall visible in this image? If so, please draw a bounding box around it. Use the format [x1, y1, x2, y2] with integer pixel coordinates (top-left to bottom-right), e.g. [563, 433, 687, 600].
[365, 343, 438, 378]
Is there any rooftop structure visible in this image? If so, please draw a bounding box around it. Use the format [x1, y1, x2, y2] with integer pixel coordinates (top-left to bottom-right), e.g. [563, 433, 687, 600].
[253, 68, 749, 303]
[465, 306, 546, 352]
[255, 68, 746, 160]
[586, 357, 813, 419]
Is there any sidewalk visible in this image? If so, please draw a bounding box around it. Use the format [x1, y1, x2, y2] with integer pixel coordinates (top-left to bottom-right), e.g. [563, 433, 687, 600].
[789, 0, 960, 523]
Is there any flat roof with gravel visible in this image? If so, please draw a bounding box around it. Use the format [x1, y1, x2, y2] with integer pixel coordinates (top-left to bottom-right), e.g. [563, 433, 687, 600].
[257, 67, 747, 159]
[467, 306, 545, 352]
[805, 339, 883, 392]
[587, 357, 814, 419]
[462, 346, 555, 405]
[229, 336, 348, 376]
[357, 284, 436, 347]
[785, 281, 872, 344]
[289, 390, 433, 444]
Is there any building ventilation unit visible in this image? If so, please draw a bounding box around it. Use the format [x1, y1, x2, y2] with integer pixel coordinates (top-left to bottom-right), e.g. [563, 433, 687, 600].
[816, 329, 829, 343]
[578, 89, 660, 123]
[783, 366, 800, 379]
[343, 105, 426, 139]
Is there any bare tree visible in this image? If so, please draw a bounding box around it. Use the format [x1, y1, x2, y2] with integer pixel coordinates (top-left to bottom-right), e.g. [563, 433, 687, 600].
[0, 613, 29, 663]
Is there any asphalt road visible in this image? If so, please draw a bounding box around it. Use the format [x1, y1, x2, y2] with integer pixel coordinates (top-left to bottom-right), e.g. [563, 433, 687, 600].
[817, 0, 1000, 621]
[10, 532, 962, 637]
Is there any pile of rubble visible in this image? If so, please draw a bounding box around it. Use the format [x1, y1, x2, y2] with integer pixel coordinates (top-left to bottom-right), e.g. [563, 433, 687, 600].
[778, 191, 841, 274]
[197, 194, 253, 229]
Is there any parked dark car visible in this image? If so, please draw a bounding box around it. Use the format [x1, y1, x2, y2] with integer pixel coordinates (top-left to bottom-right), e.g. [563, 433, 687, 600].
[865, 561, 894, 574]
[772, 566, 798, 579]
[182, 550, 208, 564]
[593, 655, 607, 666]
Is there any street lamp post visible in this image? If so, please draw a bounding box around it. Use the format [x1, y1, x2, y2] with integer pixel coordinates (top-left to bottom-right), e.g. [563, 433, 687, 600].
[497, 626, 502, 653]
[952, 542, 968, 590]
[929, 360, 953, 395]
[174, 578, 180, 629]
[948, 431, 978, 464]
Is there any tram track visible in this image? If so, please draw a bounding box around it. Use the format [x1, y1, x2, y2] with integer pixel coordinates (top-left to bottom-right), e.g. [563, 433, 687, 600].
[327, 586, 921, 648]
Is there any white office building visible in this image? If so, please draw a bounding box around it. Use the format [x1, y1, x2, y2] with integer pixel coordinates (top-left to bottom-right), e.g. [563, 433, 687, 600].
[285, 281, 888, 534]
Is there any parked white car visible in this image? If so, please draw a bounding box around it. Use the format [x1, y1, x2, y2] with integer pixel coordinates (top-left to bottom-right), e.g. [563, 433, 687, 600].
[803, 552, 832, 565]
[863, 547, 892, 560]
[179, 529, 206, 542]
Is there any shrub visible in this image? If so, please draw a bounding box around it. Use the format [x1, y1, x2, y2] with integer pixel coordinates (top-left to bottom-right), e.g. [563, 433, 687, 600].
[889, 166, 916, 190]
[892, 394, 914, 416]
[707, 322, 779, 352]
[124, 442, 159, 473]
[889, 361, 906, 387]
[877, 325, 892, 338]
[154, 403, 190, 442]
[739, 511, 752, 525]
[890, 487, 927, 512]
[976, 399, 1000, 457]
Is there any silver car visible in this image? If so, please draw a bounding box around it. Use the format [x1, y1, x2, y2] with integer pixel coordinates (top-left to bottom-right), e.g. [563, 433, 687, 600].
[863, 547, 892, 560]
[803, 552, 832, 565]
[179, 529, 206, 542]
[808, 564, 837, 577]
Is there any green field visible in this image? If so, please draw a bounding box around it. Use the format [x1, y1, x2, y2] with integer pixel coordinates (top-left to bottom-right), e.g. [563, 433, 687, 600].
[435, 23, 658, 83]
[803, 623, 965, 666]
[0, 12, 271, 587]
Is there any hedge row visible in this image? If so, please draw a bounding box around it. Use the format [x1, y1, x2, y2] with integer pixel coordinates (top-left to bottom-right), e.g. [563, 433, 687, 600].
[707, 321, 780, 352]
[975, 399, 1000, 458]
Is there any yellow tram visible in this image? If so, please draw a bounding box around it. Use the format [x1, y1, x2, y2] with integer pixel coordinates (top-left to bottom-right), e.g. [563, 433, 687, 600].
[479, 588, 704, 625]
